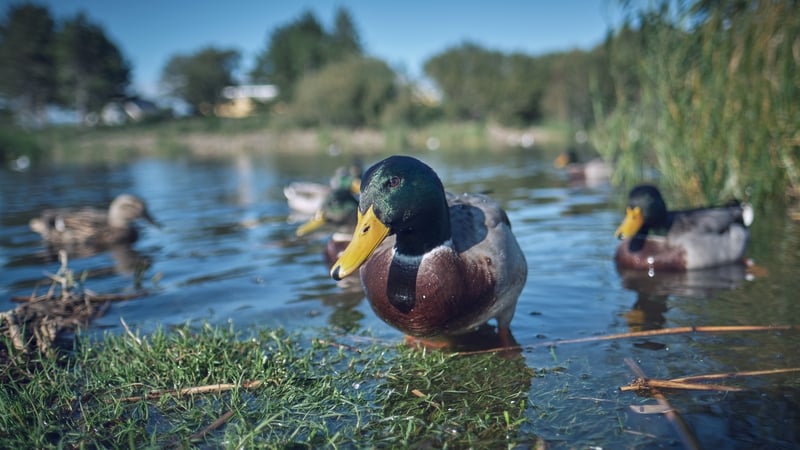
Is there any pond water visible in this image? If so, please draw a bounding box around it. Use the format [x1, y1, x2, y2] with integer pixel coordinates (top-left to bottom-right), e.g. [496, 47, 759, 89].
[1, 148, 798, 448]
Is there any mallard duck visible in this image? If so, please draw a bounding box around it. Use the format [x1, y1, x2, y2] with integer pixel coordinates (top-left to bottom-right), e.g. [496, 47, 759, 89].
[29, 194, 158, 248]
[554, 150, 611, 186]
[614, 184, 752, 271]
[329, 155, 528, 344]
[284, 164, 361, 215]
[295, 188, 359, 267]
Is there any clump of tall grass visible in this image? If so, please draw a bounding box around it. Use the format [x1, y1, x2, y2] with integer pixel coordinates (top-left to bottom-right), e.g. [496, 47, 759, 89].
[592, 0, 799, 207]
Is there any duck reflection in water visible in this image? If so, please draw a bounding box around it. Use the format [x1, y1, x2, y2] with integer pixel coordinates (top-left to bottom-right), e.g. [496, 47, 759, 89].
[618, 263, 749, 334]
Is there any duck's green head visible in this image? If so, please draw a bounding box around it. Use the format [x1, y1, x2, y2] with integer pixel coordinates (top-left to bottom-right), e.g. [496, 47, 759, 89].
[295, 189, 358, 237]
[330, 164, 362, 196]
[615, 184, 667, 239]
[330, 155, 450, 280]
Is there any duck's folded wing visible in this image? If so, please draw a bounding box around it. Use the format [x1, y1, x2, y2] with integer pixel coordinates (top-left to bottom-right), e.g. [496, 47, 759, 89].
[446, 192, 512, 253]
[671, 204, 749, 235]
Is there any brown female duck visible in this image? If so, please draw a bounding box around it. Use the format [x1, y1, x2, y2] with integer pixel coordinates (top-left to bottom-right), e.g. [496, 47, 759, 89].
[29, 194, 158, 248]
[330, 155, 527, 344]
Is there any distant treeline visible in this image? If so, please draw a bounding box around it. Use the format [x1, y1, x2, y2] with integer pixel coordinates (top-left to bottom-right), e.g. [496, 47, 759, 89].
[1, 1, 797, 208]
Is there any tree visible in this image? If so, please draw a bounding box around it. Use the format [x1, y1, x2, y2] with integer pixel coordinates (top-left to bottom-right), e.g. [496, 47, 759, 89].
[329, 8, 361, 60]
[55, 12, 130, 124]
[288, 56, 396, 127]
[0, 3, 56, 127]
[493, 53, 547, 126]
[250, 8, 363, 102]
[160, 47, 240, 115]
[250, 11, 327, 102]
[424, 42, 505, 121]
[540, 49, 599, 129]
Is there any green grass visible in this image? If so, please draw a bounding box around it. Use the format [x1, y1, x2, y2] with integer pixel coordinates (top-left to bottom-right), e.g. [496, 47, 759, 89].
[0, 324, 536, 448]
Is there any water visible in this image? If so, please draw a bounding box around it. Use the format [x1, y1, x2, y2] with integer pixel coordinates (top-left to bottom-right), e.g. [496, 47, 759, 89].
[1, 149, 798, 447]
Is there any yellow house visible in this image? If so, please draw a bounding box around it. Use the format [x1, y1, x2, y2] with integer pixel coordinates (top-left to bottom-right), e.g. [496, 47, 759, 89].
[215, 85, 278, 118]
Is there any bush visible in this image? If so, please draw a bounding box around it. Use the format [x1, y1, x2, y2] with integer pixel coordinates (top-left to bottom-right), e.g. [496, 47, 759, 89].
[287, 56, 396, 128]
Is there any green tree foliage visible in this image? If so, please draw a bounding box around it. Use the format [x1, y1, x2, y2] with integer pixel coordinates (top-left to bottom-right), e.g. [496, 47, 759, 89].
[495, 53, 548, 126]
[380, 82, 444, 127]
[424, 43, 504, 121]
[329, 8, 362, 60]
[592, 0, 800, 207]
[287, 56, 396, 127]
[423, 43, 546, 126]
[250, 8, 362, 102]
[160, 47, 240, 116]
[540, 50, 599, 129]
[0, 4, 56, 127]
[55, 12, 130, 124]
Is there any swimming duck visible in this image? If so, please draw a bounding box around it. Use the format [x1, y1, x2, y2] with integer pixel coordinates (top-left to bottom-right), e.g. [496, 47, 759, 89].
[614, 184, 752, 271]
[29, 194, 158, 248]
[330, 155, 528, 344]
[284, 164, 361, 215]
[554, 150, 612, 187]
[295, 188, 359, 267]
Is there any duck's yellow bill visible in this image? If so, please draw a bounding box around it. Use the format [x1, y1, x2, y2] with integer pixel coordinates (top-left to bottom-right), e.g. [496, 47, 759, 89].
[553, 152, 569, 168]
[330, 206, 389, 280]
[296, 211, 326, 237]
[615, 206, 643, 239]
[350, 178, 361, 195]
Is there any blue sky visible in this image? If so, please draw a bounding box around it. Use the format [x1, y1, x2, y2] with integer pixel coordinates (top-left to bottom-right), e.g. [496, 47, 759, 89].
[31, 1, 624, 98]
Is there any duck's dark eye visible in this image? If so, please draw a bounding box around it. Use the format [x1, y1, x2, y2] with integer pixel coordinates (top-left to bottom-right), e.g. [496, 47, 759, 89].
[386, 176, 401, 188]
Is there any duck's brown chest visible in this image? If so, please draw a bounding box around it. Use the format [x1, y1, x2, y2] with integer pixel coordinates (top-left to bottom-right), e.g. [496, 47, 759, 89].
[360, 246, 496, 337]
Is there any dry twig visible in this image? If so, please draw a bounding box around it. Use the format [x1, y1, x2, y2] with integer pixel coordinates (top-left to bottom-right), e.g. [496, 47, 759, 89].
[118, 379, 276, 402]
[620, 378, 743, 392]
[529, 324, 799, 349]
[624, 357, 701, 450]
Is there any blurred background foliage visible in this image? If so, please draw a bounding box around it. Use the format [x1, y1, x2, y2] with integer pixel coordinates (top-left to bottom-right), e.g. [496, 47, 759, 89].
[0, 1, 797, 210]
[593, 0, 799, 207]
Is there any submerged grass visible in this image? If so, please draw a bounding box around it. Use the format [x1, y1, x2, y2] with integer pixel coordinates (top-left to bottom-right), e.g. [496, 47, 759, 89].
[0, 324, 536, 448]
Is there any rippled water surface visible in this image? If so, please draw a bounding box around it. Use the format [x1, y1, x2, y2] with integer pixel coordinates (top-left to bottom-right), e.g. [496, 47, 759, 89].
[1, 149, 798, 448]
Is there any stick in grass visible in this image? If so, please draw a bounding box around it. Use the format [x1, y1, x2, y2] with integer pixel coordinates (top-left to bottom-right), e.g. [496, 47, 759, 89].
[455, 324, 798, 356]
[118, 379, 275, 402]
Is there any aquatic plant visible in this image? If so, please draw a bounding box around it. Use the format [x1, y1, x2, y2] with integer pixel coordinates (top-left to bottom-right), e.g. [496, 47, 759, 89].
[592, 0, 799, 208]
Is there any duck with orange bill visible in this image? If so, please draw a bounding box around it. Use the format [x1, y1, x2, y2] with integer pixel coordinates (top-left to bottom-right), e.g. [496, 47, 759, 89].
[614, 184, 753, 271]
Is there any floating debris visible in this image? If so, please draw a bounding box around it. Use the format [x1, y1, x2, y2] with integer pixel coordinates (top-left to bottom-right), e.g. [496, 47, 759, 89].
[1, 250, 146, 358]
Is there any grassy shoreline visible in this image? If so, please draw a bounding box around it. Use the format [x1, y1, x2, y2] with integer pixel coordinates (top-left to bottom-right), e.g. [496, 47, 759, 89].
[1, 323, 536, 448]
[0, 258, 537, 448]
[10, 118, 568, 167]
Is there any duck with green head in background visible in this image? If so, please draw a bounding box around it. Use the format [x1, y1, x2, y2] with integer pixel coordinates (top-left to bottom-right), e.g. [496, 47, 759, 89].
[330, 155, 528, 347]
[295, 187, 359, 268]
[614, 184, 753, 271]
[284, 164, 361, 215]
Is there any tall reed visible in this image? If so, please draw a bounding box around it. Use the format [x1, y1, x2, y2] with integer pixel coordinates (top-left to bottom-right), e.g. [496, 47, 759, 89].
[592, 0, 799, 207]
